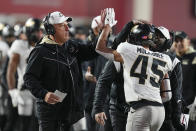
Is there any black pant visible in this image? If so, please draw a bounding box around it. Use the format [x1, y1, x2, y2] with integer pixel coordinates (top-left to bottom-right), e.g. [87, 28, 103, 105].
[19, 116, 32, 131]
[109, 105, 128, 131]
[187, 119, 196, 131]
[0, 115, 6, 131]
[38, 120, 71, 131]
[103, 105, 113, 131]
[85, 111, 100, 131]
[3, 96, 19, 131]
[159, 120, 175, 131]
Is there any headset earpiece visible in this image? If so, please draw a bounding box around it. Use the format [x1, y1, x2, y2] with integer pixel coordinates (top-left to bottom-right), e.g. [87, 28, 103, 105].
[164, 31, 175, 50]
[44, 13, 55, 35]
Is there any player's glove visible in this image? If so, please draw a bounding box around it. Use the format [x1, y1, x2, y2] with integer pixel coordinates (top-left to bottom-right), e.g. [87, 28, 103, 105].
[8, 89, 19, 107]
[189, 98, 196, 122]
[105, 8, 117, 28]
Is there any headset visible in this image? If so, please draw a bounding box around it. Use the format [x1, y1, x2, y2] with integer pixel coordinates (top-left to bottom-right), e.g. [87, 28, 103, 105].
[161, 31, 174, 51]
[43, 13, 55, 35]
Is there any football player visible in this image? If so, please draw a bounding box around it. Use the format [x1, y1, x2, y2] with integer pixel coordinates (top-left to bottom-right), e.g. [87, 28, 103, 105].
[95, 8, 175, 131]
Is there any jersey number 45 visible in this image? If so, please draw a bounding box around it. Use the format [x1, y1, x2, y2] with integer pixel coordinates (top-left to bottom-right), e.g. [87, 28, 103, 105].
[130, 55, 166, 88]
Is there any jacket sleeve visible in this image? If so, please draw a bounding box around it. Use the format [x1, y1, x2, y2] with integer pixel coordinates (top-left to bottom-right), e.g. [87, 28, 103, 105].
[67, 39, 98, 62]
[91, 61, 117, 118]
[24, 47, 48, 100]
[77, 39, 99, 62]
[77, 21, 134, 60]
[169, 62, 184, 128]
[112, 21, 134, 49]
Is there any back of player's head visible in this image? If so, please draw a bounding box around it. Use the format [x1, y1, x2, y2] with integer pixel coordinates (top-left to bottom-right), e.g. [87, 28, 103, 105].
[24, 18, 41, 44]
[2, 25, 15, 38]
[128, 24, 155, 47]
[24, 18, 41, 35]
[0, 22, 6, 36]
[14, 24, 24, 38]
[1, 25, 15, 45]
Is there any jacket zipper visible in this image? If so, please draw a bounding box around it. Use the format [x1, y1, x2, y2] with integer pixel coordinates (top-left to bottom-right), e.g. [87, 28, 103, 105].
[42, 57, 76, 66]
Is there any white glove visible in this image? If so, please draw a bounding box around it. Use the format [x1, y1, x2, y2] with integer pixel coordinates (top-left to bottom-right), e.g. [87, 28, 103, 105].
[105, 8, 117, 27]
[189, 97, 196, 121]
[8, 89, 19, 107]
[8, 89, 25, 107]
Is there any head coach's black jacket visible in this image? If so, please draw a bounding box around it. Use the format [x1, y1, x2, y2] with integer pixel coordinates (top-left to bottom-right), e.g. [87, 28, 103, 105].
[24, 36, 97, 124]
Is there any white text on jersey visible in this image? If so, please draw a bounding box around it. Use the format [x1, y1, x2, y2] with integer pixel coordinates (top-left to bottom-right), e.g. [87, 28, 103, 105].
[137, 47, 163, 59]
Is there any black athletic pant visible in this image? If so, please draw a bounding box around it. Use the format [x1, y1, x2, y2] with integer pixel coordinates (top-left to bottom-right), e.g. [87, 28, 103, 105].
[85, 111, 100, 131]
[0, 115, 6, 131]
[159, 120, 175, 131]
[187, 119, 196, 131]
[38, 120, 71, 131]
[3, 96, 19, 131]
[102, 104, 113, 131]
[109, 105, 128, 131]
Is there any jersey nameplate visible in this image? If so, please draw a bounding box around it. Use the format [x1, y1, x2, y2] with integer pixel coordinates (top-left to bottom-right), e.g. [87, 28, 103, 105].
[137, 47, 163, 59]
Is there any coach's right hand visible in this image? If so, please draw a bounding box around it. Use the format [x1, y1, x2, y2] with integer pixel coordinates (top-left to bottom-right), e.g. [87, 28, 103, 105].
[95, 112, 107, 126]
[44, 92, 60, 104]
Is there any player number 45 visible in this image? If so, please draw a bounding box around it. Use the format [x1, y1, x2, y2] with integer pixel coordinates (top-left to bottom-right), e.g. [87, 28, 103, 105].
[130, 55, 166, 88]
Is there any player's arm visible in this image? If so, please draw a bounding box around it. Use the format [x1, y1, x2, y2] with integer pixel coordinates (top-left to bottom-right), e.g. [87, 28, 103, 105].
[7, 53, 19, 90]
[95, 8, 123, 63]
[169, 62, 185, 130]
[93, 61, 117, 125]
[160, 73, 172, 102]
[96, 24, 123, 63]
[6, 53, 20, 107]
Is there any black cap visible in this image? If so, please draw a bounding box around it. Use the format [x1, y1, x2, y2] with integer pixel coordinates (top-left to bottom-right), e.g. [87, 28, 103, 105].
[175, 31, 188, 39]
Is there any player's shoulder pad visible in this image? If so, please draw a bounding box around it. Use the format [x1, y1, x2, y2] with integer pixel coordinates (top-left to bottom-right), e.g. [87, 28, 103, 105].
[163, 51, 176, 62]
[164, 51, 180, 69]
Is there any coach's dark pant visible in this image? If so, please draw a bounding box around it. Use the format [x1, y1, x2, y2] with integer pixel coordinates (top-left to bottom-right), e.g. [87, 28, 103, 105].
[109, 105, 128, 131]
[187, 119, 196, 131]
[39, 120, 71, 131]
[85, 111, 100, 131]
[159, 120, 175, 131]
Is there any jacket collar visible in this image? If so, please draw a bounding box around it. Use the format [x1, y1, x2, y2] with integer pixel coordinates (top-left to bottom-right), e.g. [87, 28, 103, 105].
[40, 35, 58, 45]
[185, 46, 195, 54]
